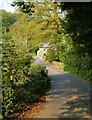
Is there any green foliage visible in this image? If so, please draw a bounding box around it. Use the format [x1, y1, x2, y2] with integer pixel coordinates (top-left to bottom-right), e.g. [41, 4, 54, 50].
[47, 49, 59, 63]
[10, 2, 62, 48]
[62, 3, 92, 56]
[50, 33, 59, 44]
[59, 3, 92, 82]
[60, 50, 92, 82]
[59, 52, 67, 63]
[0, 114, 3, 120]
[2, 34, 50, 119]
[28, 65, 50, 94]
[1, 10, 17, 33]
[30, 47, 39, 54]
[12, 1, 34, 15]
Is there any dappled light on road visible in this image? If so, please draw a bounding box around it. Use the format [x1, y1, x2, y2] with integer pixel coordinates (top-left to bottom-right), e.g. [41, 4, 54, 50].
[33, 64, 91, 118]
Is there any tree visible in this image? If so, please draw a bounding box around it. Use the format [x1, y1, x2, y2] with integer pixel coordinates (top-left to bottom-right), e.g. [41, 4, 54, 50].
[61, 3, 92, 56]
[60, 3, 92, 81]
[1, 10, 17, 33]
[10, 2, 62, 52]
[11, 1, 34, 15]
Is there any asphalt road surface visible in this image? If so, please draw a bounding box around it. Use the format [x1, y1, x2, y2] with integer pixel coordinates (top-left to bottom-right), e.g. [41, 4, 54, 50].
[33, 57, 92, 119]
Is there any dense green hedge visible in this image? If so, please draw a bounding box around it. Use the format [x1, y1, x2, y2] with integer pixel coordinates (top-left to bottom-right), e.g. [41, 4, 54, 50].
[2, 36, 50, 120]
[47, 49, 59, 63]
[60, 51, 92, 82]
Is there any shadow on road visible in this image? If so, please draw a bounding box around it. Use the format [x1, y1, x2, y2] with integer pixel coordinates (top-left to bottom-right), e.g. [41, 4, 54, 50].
[46, 73, 91, 118]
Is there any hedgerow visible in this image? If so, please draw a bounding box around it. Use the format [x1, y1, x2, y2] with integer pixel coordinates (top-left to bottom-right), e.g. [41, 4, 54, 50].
[2, 36, 50, 119]
[60, 50, 92, 82]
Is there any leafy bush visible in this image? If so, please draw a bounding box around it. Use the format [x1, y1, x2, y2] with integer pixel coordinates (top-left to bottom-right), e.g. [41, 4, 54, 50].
[47, 49, 59, 63]
[2, 36, 50, 119]
[30, 47, 39, 54]
[60, 50, 92, 82]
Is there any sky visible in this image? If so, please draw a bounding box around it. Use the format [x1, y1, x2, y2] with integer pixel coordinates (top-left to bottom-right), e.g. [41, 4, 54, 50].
[0, 0, 16, 13]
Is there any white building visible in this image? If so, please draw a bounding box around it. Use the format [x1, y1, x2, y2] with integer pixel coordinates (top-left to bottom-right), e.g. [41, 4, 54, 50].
[37, 43, 49, 60]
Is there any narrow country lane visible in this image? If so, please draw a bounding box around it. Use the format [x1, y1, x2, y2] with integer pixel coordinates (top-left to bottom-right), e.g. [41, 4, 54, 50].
[33, 57, 92, 119]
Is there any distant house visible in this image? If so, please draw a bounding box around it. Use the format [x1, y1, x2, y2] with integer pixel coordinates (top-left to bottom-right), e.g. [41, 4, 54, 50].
[37, 43, 55, 60]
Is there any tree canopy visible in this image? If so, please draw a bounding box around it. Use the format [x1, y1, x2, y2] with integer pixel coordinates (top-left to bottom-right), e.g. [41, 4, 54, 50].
[62, 3, 92, 56]
[1, 10, 17, 33]
[10, 2, 62, 51]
